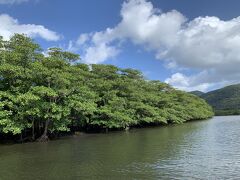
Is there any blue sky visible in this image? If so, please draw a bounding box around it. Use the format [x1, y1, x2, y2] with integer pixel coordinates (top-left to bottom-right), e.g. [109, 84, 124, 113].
[1, 0, 240, 92]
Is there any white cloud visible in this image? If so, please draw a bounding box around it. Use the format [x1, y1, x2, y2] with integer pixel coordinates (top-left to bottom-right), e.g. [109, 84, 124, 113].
[72, 0, 240, 91]
[0, 0, 30, 4]
[165, 73, 212, 92]
[84, 43, 120, 64]
[77, 33, 90, 46]
[0, 14, 60, 41]
[72, 0, 186, 64]
[165, 69, 240, 92]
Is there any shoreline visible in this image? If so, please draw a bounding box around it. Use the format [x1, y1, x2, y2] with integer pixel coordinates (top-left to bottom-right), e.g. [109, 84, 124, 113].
[0, 117, 213, 145]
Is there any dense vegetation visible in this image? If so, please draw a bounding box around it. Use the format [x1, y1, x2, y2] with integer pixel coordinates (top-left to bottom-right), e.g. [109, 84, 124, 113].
[0, 34, 213, 142]
[191, 84, 240, 116]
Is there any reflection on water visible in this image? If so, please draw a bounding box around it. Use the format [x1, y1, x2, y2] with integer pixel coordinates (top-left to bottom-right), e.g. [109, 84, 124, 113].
[1, 116, 240, 179]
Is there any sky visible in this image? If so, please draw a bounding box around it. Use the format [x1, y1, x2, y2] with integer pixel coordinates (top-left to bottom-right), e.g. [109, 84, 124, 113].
[1, 0, 240, 92]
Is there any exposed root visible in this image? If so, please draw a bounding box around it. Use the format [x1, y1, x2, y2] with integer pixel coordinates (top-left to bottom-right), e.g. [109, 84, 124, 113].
[36, 135, 49, 142]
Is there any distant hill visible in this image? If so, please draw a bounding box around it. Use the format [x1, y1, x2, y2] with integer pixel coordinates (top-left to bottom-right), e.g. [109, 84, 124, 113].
[190, 91, 205, 97]
[190, 84, 240, 116]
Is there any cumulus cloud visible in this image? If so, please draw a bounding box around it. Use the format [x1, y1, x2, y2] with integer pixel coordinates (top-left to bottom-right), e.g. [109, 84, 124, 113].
[0, 14, 60, 41]
[72, 0, 240, 91]
[71, 0, 185, 64]
[165, 73, 212, 92]
[83, 43, 120, 64]
[0, 0, 30, 4]
[165, 70, 240, 92]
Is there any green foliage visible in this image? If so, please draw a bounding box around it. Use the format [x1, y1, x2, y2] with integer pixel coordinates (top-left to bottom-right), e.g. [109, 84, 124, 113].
[0, 34, 214, 141]
[191, 84, 240, 116]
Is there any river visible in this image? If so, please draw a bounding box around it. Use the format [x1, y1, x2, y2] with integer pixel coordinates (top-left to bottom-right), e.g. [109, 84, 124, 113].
[1, 116, 240, 179]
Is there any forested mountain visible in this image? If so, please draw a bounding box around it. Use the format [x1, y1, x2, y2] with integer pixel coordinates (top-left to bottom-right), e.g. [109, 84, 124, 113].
[190, 84, 240, 115]
[202, 84, 240, 115]
[190, 91, 205, 97]
[0, 34, 213, 142]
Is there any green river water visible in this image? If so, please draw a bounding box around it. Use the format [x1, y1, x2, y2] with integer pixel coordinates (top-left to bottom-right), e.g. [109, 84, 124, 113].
[1, 116, 240, 179]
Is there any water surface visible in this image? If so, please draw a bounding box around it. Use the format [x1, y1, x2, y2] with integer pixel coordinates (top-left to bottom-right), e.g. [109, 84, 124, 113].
[1, 116, 240, 179]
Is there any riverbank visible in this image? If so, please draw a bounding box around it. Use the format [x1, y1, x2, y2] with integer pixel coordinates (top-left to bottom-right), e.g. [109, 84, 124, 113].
[0, 117, 212, 144]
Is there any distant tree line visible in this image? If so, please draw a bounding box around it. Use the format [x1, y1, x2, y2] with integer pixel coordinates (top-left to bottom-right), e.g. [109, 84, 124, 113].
[0, 34, 214, 142]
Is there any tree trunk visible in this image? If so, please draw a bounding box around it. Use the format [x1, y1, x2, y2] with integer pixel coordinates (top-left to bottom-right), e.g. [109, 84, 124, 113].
[105, 127, 109, 133]
[37, 119, 50, 142]
[32, 119, 35, 141]
[19, 132, 23, 143]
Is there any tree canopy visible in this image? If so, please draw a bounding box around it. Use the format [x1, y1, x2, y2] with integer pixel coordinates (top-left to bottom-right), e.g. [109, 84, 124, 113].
[0, 34, 214, 142]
